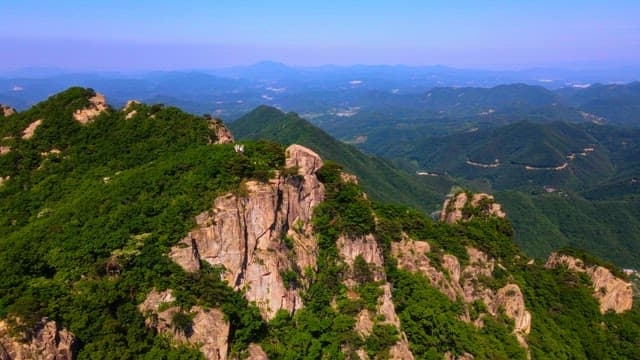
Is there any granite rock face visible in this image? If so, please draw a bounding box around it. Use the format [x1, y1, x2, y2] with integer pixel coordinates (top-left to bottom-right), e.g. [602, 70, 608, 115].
[171, 144, 325, 319]
[440, 192, 505, 224]
[0, 105, 16, 117]
[139, 289, 229, 360]
[545, 253, 633, 314]
[73, 93, 108, 124]
[338, 232, 414, 359]
[0, 318, 76, 360]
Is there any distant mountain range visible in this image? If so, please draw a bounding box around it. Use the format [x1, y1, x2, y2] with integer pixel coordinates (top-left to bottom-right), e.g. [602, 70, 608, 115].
[1, 63, 639, 128]
[1, 67, 639, 267]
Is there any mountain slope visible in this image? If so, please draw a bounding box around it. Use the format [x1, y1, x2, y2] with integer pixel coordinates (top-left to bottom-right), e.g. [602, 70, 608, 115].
[558, 82, 640, 126]
[377, 121, 619, 191]
[368, 120, 640, 267]
[229, 105, 454, 212]
[0, 88, 639, 360]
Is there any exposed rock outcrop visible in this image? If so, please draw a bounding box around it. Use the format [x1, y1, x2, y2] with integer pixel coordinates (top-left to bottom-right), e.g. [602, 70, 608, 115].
[440, 192, 505, 224]
[73, 93, 108, 124]
[338, 233, 414, 359]
[170, 144, 325, 319]
[391, 239, 462, 300]
[208, 119, 234, 144]
[545, 253, 633, 313]
[350, 283, 414, 360]
[340, 172, 359, 184]
[244, 344, 268, 360]
[41, 149, 62, 157]
[0, 318, 76, 360]
[122, 100, 140, 120]
[494, 284, 531, 349]
[392, 239, 531, 351]
[338, 234, 385, 285]
[139, 289, 229, 360]
[1, 105, 16, 117]
[444, 352, 475, 360]
[22, 119, 42, 140]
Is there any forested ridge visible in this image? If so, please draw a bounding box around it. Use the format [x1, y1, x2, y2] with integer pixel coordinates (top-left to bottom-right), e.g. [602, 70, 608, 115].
[0, 89, 638, 359]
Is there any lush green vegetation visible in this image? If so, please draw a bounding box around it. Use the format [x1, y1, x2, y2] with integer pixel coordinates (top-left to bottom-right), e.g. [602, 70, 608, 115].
[0, 88, 280, 358]
[373, 199, 640, 360]
[1, 90, 639, 359]
[497, 190, 640, 268]
[359, 117, 640, 268]
[229, 101, 640, 270]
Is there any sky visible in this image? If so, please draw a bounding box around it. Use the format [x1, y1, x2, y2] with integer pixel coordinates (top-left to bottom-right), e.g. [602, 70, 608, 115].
[2, 0, 640, 70]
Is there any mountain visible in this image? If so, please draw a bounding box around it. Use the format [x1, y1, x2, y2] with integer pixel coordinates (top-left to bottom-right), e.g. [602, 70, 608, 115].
[1, 89, 639, 359]
[558, 82, 640, 126]
[420, 84, 558, 116]
[229, 105, 454, 212]
[2, 88, 639, 359]
[373, 120, 640, 194]
[363, 119, 640, 268]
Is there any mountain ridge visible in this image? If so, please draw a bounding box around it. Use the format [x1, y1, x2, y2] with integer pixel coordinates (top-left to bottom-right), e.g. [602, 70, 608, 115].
[0, 88, 639, 359]
[229, 105, 454, 212]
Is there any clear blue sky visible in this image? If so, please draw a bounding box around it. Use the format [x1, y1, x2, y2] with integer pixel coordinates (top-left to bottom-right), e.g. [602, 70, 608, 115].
[2, 0, 639, 70]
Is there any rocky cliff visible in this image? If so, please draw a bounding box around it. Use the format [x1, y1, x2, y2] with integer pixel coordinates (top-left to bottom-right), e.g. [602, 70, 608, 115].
[0, 105, 16, 117]
[73, 93, 108, 124]
[0, 319, 76, 360]
[440, 192, 505, 224]
[392, 240, 531, 350]
[171, 144, 325, 320]
[545, 253, 633, 313]
[169, 143, 415, 359]
[395, 195, 531, 353]
[209, 119, 235, 144]
[139, 289, 229, 360]
[339, 233, 415, 360]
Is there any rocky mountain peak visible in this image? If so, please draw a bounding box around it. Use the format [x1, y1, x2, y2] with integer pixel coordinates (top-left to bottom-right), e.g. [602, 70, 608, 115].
[73, 92, 108, 124]
[545, 252, 633, 313]
[207, 118, 235, 144]
[170, 144, 325, 320]
[122, 100, 140, 120]
[0, 105, 16, 117]
[440, 192, 506, 224]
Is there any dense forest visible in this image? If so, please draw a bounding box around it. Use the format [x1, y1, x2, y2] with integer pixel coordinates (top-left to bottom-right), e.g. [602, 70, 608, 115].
[0, 89, 638, 359]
